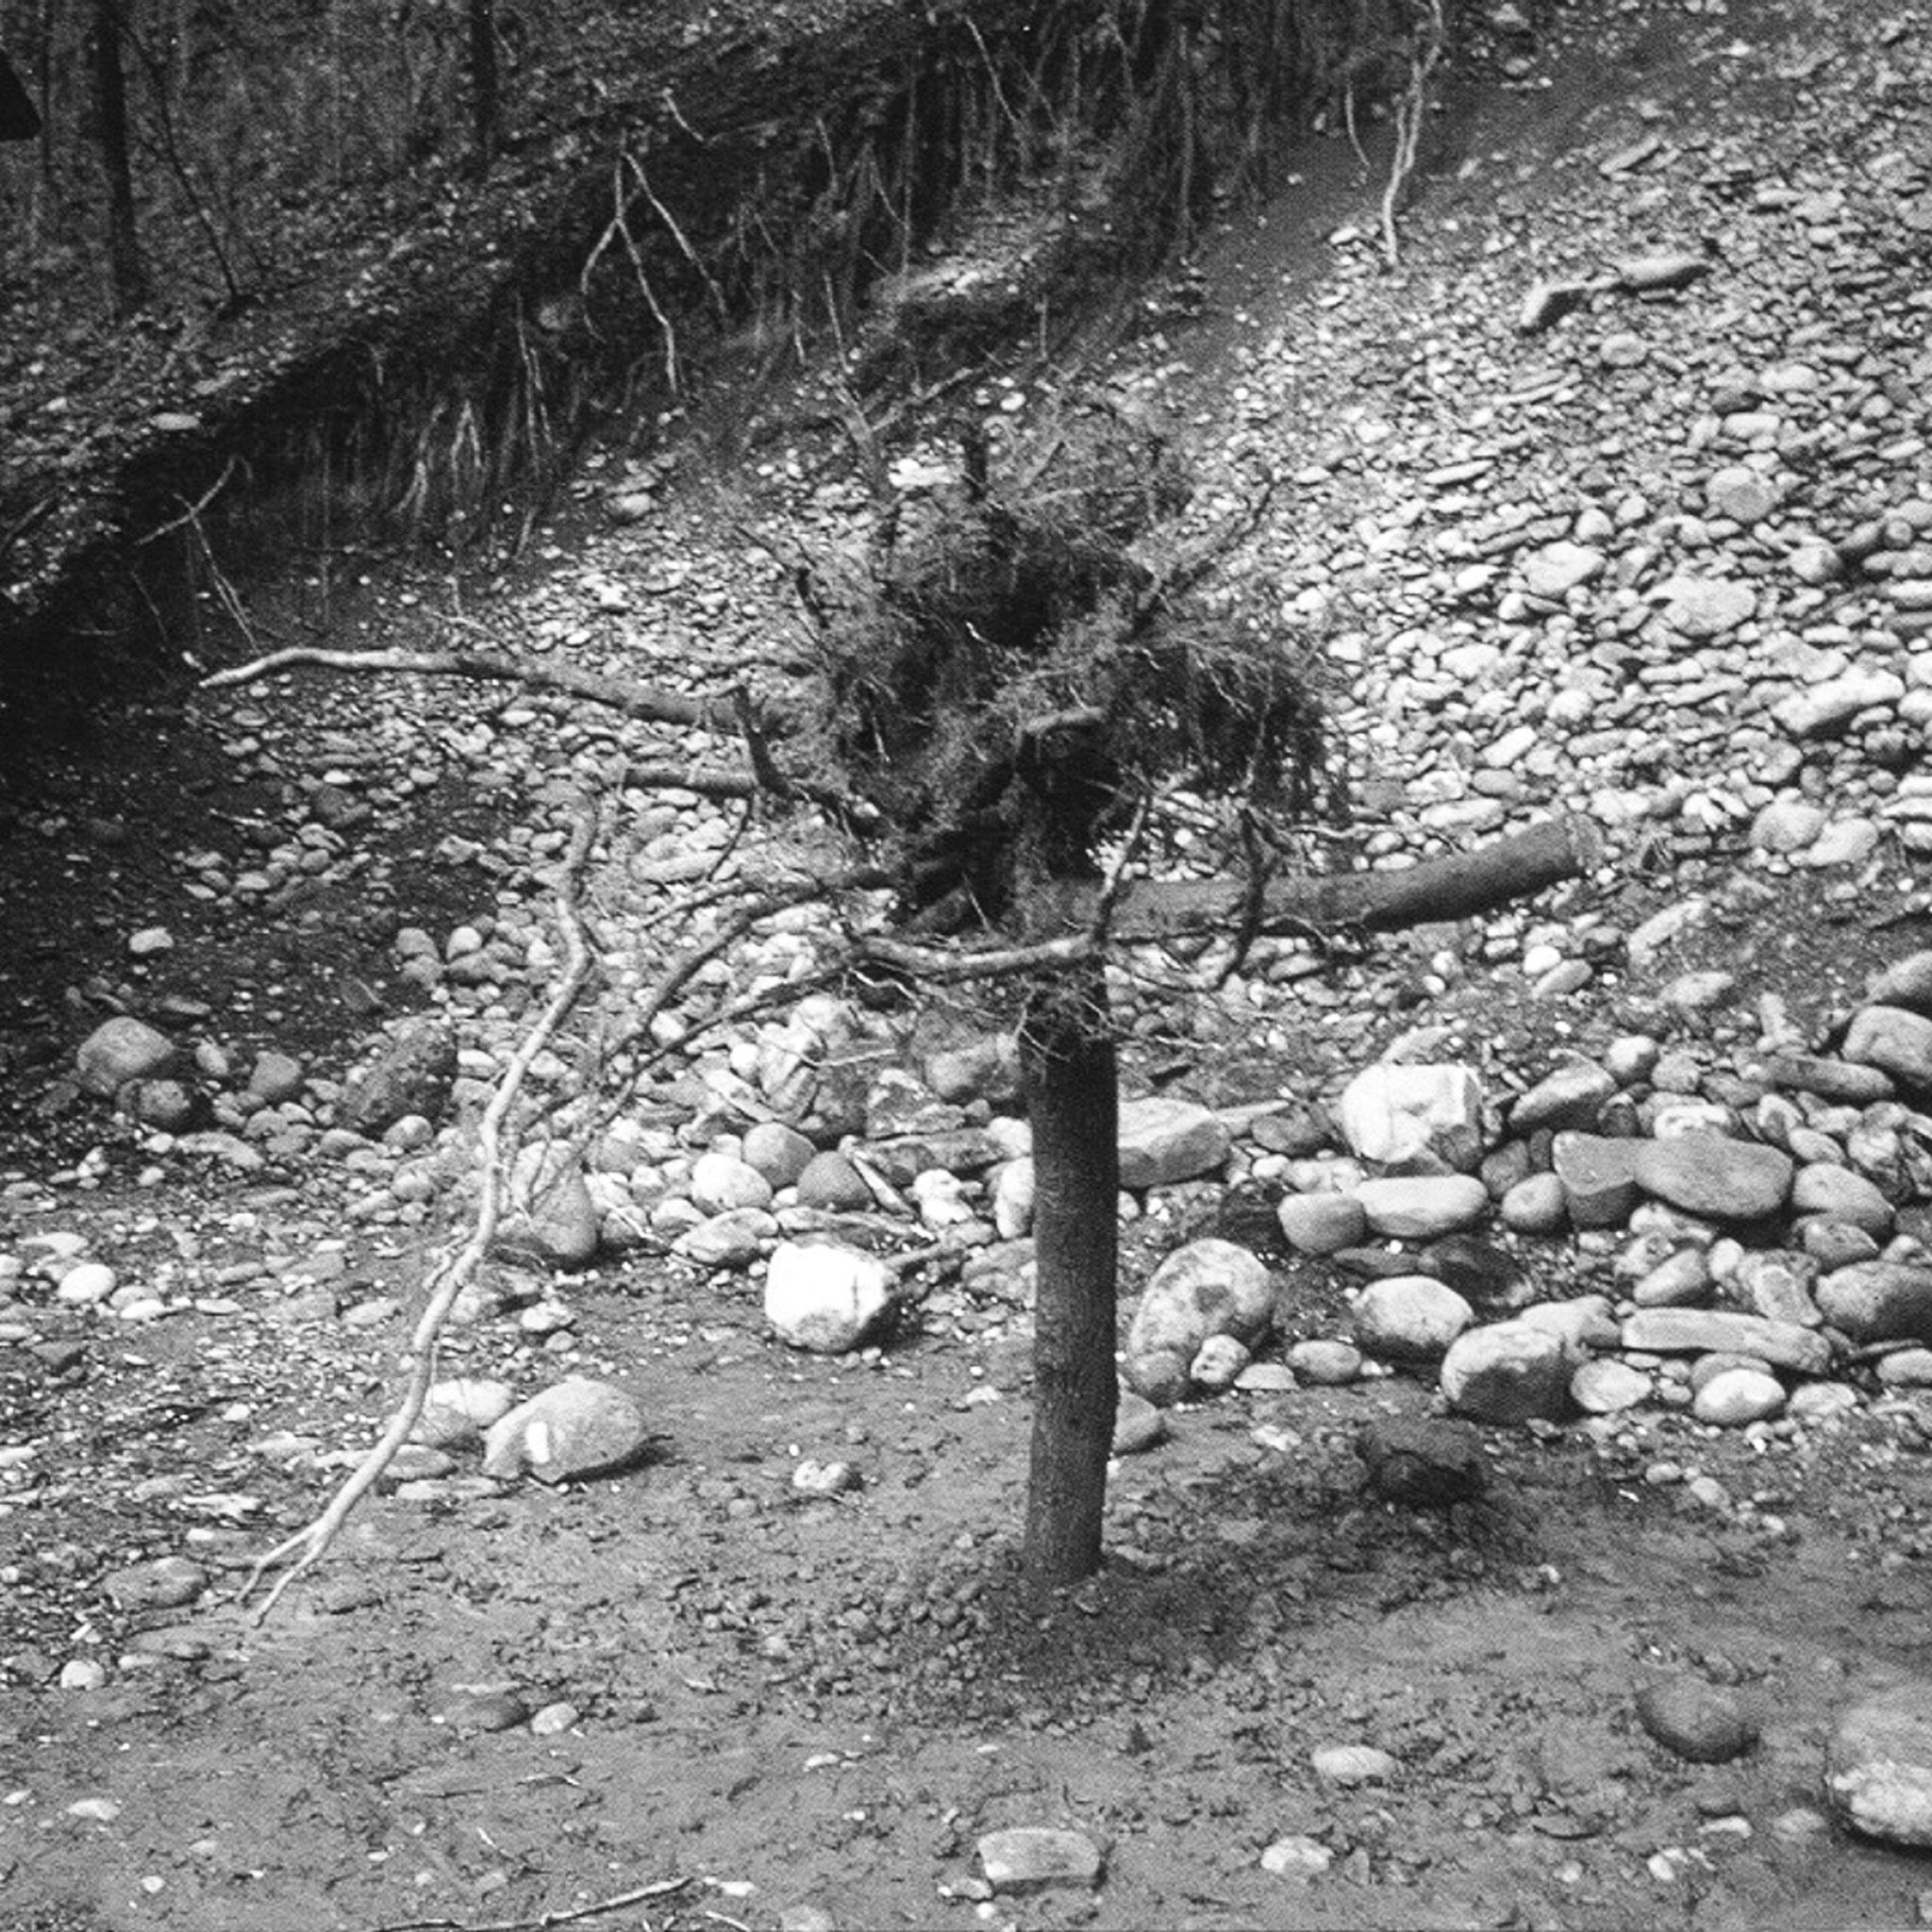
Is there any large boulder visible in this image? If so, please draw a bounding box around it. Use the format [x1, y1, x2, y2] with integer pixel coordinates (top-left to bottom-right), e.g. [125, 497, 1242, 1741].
[495, 1145, 600, 1270]
[1827, 1682, 1932, 1846]
[1124, 1239, 1274, 1405]
[764, 1241, 894, 1354]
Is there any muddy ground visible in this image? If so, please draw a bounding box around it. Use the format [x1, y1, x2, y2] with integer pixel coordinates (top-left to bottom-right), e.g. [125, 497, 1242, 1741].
[7, 0, 1932, 1927]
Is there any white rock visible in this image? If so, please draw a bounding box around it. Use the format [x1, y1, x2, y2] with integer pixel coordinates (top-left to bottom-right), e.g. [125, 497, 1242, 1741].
[1357, 1174, 1490, 1238]
[689, 1151, 774, 1214]
[1311, 1743, 1398, 1786]
[764, 1241, 894, 1354]
[1692, 1367, 1786, 1425]
[55, 1261, 117, 1305]
[992, 1158, 1035, 1239]
[1336, 1063, 1483, 1163]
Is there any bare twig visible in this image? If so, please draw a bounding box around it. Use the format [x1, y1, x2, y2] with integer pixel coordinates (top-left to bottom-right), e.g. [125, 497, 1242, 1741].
[242, 801, 603, 1619]
[137, 457, 241, 544]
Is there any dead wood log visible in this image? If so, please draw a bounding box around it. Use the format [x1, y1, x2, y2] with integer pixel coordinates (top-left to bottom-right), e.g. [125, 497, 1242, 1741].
[1070, 812, 1604, 944]
[201, 642, 746, 736]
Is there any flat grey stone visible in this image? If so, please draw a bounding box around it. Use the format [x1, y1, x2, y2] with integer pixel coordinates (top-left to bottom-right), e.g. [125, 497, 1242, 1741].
[1632, 1133, 1792, 1222]
[1767, 1053, 1894, 1104]
[1118, 1095, 1231, 1190]
[978, 1826, 1103, 1893]
[1356, 1175, 1490, 1239]
[1511, 1062, 1617, 1134]
[1275, 1191, 1367, 1256]
[1618, 1307, 1832, 1374]
[1791, 1163, 1894, 1234]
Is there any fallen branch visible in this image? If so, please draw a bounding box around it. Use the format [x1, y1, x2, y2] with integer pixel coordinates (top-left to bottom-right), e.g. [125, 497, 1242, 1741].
[200, 642, 745, 737]
[242, 801, 603, 1620]
[1093, 812, 1602, 942]
[881, 818, 1602, 979]
[1380, 0, 1444, 270]
[368, 1873, 690, 1932]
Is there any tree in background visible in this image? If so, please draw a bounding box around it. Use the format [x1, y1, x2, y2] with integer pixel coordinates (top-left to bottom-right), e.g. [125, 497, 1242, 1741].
[91, 0, 150, 313]
[0, 40, 38, 139]
[468, 0, 500, 168]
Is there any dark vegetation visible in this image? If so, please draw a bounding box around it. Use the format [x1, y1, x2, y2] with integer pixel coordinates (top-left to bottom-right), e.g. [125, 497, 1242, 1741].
[0, 0, 1478, 749]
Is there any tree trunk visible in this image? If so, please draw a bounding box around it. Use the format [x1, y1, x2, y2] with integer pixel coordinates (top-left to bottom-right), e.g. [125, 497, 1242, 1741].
[91, 0, 147, 314]
[467, 0, 500, 167]
[1019, 963, 1119, 1592]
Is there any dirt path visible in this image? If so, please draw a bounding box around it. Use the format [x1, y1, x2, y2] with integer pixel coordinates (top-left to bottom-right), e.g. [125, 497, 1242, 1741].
[7, 0, 1932, 1927]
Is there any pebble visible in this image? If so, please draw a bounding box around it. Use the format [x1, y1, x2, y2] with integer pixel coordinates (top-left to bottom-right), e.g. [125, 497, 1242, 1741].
[480, 1378, 651, 1482]
[1259, 1834, 1333, 1878]
[1636, 1675, 1760, 1763]
[1275, 1191, 1367, 1255]
[1310, 1743, 1398, 1787]
[1440, 1320, 1572, 1425]
[1691, 1367, 1786, 1426]
[1287, 1339, 1362, 1385]
[1116, 1095, 1231, 1189]
[976, 1826, 1104, 1893]
[1356, 1174, 1490, 1239]
[1351, 1274, 1473, 1363]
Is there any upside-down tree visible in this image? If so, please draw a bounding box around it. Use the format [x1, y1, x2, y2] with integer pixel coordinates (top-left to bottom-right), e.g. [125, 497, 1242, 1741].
[789, 403, 1593, 1588]
[208, 395, 1597, 1613]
